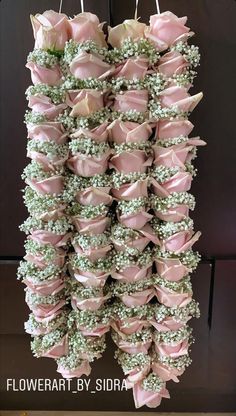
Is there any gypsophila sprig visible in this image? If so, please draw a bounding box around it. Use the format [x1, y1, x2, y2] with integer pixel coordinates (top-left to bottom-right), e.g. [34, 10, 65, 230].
[17, 261, 61, 283]
[69, 137, 110, 156]
[111, 110, 147, 123]
[171, 42, 201, 68]
[154, 353, 192, 371]
[70, 252, 113, 273]
[153, 326, 192, 344]
[25, 288, 66, 307]
[56, 353, 85, 371]
[156, 135, 189, 147]
[112, 172, 148, 188]
[113, 247, 153, 270]
[68, 202, 108, 218]
[151, 217, 194, 239]
[150, 192, 196, 212]
[72, 233, 110, 250]
[23, 187, 65, 216]
[117, 197, 149, 215]
[20, 216, 72, 235]
[25, 110, 46, 125]
[27, 139, 68, 159]
[26, 85, 66, 104]
[63, 75, 107, 91]
[111, 277, 153, 296]
[31, 328, 66, 357]
[115, 351, 151, 372]
[22, 161, 63, 181]
[153, 300, 200, 323]
[149, 100, 188, 120]
[25, 310, 69, 335]
[111, 327, 152, 345]
[142, 373, 165, 392]
[112, 141, 152, 155]
[63, 40, 108, 64]
[27, 49, 59, 68]
[154, 248, 201, 271]
[107, 38, 160, 65]
[152, 274, 192, 293]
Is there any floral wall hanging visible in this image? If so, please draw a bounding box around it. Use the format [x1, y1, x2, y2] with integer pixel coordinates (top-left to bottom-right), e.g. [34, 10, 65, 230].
[18, 0, 206, 409]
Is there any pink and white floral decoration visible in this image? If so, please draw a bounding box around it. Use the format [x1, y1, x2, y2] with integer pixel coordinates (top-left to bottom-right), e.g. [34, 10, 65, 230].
[18, 1, 206, 408]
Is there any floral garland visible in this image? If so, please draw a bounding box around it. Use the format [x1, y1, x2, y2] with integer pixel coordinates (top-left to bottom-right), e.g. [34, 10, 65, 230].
[18, 9, 205, 409]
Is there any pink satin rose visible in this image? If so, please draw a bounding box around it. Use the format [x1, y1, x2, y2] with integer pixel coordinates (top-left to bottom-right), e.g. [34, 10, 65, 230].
[72, 243, 111, 262]
[154, 258, 190, 281]
[76, 186, 112, 206]
[30, 10, 69, 50]
[23, 278, 65, 296]
[112, 179, 148, 201]
[155, 285, 192, 307]
[111, 318, 148, 335]
[71, 294, 108, 311]
[158, 50, 189, 76]
[67, 151, 111, 177]
[79, 324, 110, 337]
[161, 230, 201, 253]
[152, 361, 184, 382]
[26, 62, 62, 86]
[57, 360, 91, 379]
[24, 247, 65, 269]
[159, 86, 203, 113]
[111, 265, 152, 283]
[116, 339, 152, 355]
[133, 382, 170, 409]
[151, 172, 193, 197]
[72, 216, 110, 235]
[68, 12, 106, 47]
[151, 317, 187, 332]
[26, 175, 64, 195]
[156, 119, 194, 140]
[108, 19, 146, 48]
[112, 234, 150, 253]
[71, 122, 109, 143]
[27, 149, 69, 169]
[118, 210, 153, 230]
[113, 57, 149, 80]
[154, 205, 190, 223]
[109, 151, 153, 174]
[30, 231, 71, 247]
[145, 12, 192, 51]
[155, 339, 189, 358]
[73, 269, 110, 288]
[66, 89, 104, 117]
[28, 95, 67, 120]
[42, 335, 68, 359]
[70, 51, 113, 79]
[29, 299, 66, 318]
[152, 143, 194, 168]
[119, 288, 154, 307]
[113, 90, 148, 113]
[27, 122, 67, 144]
[108, 120, 152, 144]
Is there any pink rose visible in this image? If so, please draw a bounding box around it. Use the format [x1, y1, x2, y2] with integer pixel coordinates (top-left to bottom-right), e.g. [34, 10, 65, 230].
[158, 51, 189, 76]
[30, 231, 71, 247]
[76, 186, 112, 206]
[156, 119, 194, 140]
[115, 339, 152, 355]
[151, 317, 187, 332]
[72, 243, 111, 262]
[27, 122, 67, 144]
[28, 95, 67, 120]
[111, 265, 152, 283]
[155, 339, 189, 358]
[30, 10, 69, 50]
[152, 143, 194, 168]
[152, 361, 184, 382]
[151, 171, 193, 197]
[111, 318, 148, 336]
[66, 89, 104, 117]
[108, 19, 146, 48]
[161, 230, 201, 253]
[67, 151, 111, 177]
[71, 294, 108, 311]
[126, 365, 150, 387]
[68, 12, 106, 47]
[72, 215, 110, 235]
[71, 122, 109, 143]
[29, 299, 66, 318]
[23, 277, 65, 296]
[145, 12, 192, 51]
[154, 258, 190, 281]
[70, 51, 113, 79]
[26, 62, 62, 86]
[26, 175, 64, 195]
[133, 381, 170, 409]
[113, 90, 148, 113]
[24, 247, 65, 269]
[27, 149, 69, 169]
[159, 86, 203, 113]
[118, 210, 153, 230]
[155, 285, 192, 307]
[73, 270, 110, 288]
[57, 360, 91, 379]
[112, 234, 150, 253]
[109, 151, 153, 174]
[112, 179, 148, 201]
[79, 324, 110, 337]
[154, 205, 190, 223]
[108, 120, 152, 144]
[42, 335, 68, 359]
[113, 57, 149, 80]
[119, 289, 154, 307]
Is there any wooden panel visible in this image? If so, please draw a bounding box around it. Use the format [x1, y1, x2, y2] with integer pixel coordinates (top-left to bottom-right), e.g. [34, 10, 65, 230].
[208, 261, 236, 396]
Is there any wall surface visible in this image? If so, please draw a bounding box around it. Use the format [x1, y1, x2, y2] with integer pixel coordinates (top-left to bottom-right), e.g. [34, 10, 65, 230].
[0, 0, 236, 411]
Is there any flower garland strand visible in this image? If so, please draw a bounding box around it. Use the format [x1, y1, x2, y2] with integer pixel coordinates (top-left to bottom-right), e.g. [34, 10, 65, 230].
[18, 8, 205, 408]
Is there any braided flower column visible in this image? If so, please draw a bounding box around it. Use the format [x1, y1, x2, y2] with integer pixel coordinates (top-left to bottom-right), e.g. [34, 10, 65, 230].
[18, 11, 72, 362]
[56, 13, 114, 378]
[107, 12, 205, 408]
